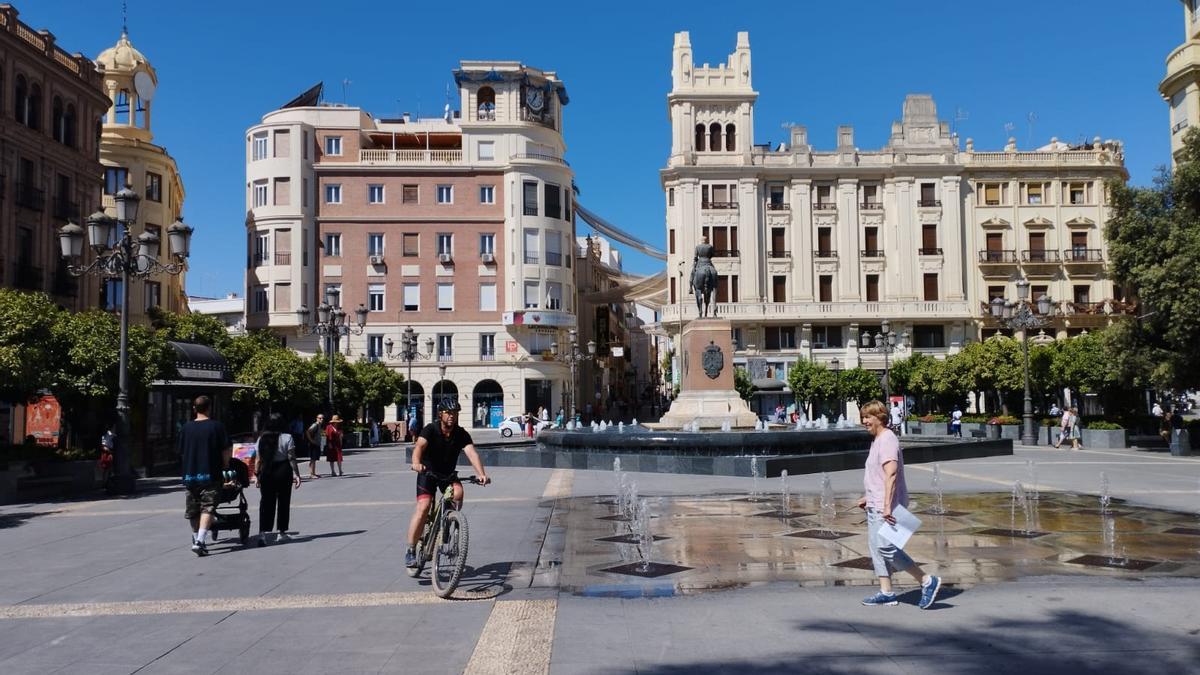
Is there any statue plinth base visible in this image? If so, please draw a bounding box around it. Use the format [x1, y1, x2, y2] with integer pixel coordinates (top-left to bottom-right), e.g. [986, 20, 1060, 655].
[656, 318, 758, 430]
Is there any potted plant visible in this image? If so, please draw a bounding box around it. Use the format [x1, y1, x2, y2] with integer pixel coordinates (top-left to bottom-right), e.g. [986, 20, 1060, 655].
[1082, 421, 1127, 449]
[986, 416, 1003, 440]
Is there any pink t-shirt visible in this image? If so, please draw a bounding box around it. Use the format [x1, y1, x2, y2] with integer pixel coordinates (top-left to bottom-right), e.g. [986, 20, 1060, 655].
[863, 429, 908, 510]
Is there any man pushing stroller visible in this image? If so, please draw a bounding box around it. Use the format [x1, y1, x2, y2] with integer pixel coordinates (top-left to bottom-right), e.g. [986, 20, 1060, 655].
[178, 395, 233, 556]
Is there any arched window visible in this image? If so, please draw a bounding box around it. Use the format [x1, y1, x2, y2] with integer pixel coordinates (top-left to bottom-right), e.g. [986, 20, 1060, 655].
[115, 89, 130, 125]
[14, 74, 27, 125]
[64, 104, 77, 148]
[52, 97, 64, 143]
[725, 123, 736, 152]
[477, 86, 495, 121]
[27, 83, 41, 130]
[709, 122, 721, 152]
[694, 123, 706, 151]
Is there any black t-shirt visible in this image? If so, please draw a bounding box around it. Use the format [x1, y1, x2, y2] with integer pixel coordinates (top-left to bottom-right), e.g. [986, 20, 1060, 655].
[179, 418, 229, 484]
[418, 422, 473, 475]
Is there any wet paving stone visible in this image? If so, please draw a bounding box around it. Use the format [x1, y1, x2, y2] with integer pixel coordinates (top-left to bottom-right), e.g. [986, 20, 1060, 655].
[751, 510, 815, 519]
[976, 528, 1051, 539]
[600, 562, 693, 578]
[595, 534, 670, 544]
[1065, 554, 1162, 571]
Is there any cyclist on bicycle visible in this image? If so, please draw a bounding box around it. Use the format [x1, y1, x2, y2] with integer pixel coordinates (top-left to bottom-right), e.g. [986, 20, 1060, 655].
[406, 400, 490, 569]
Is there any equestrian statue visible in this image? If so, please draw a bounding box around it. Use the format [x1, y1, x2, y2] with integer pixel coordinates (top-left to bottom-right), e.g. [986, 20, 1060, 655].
[690, 236, 718, 318]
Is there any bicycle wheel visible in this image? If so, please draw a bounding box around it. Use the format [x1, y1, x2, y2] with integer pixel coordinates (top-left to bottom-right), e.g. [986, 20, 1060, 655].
[431, 510, 469, 598]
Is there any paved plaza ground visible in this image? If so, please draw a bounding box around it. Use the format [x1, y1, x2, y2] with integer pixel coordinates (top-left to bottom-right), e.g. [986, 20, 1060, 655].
[1, 440, 1199, 674]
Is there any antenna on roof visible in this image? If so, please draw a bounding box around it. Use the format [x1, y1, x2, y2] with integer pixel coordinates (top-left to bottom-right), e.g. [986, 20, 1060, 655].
[122, 0, 128, 35]
[952, 107, 969, 135]
[444, 82, 454, 123]
[1004, 121, 1015, 142]
[341, 78, 352, 104]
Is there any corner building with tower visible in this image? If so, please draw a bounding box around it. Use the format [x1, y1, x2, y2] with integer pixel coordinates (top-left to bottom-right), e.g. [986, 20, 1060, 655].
[245, 62, 576, 425]
[661, 32, 1129, 392]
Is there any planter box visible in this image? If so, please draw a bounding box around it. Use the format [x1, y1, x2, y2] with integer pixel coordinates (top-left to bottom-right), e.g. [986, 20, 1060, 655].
[1000, 424, 1021, 441]
[1082, 428, 1127, 449]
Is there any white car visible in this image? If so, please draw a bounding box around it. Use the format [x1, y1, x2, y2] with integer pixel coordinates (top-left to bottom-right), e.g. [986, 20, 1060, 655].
[498, 416, 552, 437]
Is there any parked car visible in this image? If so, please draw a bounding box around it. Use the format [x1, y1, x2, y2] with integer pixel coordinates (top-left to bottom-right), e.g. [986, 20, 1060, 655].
[498, 416, 551, 437]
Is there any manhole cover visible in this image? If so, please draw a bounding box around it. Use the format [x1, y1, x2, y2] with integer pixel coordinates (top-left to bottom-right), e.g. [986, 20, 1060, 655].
[829, 556, 876, 570]
[600, 562, 692, 578]
[751, 511, 814, 519]
[597, 515, 631, 522]
[975, 528, 1049, 539]
[785, 530, 856, 540]
[1064, 555, 1159, 571]
[595, 534, 671, 544]
[1164, 527, 1200, 536]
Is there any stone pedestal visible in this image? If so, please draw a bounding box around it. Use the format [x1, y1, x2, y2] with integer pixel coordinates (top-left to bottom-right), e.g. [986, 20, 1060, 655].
[657, 318, 758, 429]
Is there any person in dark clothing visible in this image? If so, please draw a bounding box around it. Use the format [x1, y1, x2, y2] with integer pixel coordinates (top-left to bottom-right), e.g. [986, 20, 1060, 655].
[252, 413, 302, 546]
[179, 395, 232, 556]
[404, 401, 490, 568]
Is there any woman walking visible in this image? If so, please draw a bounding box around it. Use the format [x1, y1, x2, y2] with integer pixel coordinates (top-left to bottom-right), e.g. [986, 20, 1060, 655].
[253, 413, 301, 545]
[1067, 406, 1083, 449]
[325, 415, 345, 476]
[1054, 406, 1071, 449]
[856, 400, 941, 609]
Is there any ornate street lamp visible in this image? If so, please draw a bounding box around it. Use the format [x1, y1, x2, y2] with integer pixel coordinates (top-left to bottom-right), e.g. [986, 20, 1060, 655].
[384, 327, 435, 436]
[57, 191, 192, 493]
[296, 289, 367, 415]
[861, 319, 908, 404]
[991, 279, 1054, 445]
[831, 357, 842, 419]
[550, 329, 597, 428]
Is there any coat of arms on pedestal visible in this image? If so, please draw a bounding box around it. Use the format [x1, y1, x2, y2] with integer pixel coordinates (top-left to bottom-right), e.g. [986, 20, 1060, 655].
[702, 342, 724, 379]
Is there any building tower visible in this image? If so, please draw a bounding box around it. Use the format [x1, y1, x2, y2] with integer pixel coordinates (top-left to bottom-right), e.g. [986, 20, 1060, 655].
[1161, 0, 1200, 165]
[95, 30, 187, 321]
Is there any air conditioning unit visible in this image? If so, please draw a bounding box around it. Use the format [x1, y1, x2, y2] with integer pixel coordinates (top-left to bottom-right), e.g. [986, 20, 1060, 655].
[368, 255, 385, 265]
[439, 253, 453, 264]
[480, 253, 495, 264]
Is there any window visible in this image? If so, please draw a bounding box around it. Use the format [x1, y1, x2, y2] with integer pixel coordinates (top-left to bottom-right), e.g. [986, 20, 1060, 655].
[324, 183, 342, 204]
[709, 122, 721, 151]
[437, 283, 454, 311]
[731, 327, 743, 350]
[769, 185, 786, 207]
[545, 232, 562, 266]
[865, 274, 880, 302]
[274, 282, 291, 311]
[817, 228, 832, 256]
[764, 326, 797, 350]
[702, 225, 738, 255]
[324, 136, 342, 156]
[985, 233, 1004, 258]
[668, 188, 675, 207]
[1023, 182, 1048, 205]
[669, 230, 676, 255]
[545, 183, 562, 220]
[303, 130, 309, 159]
[725, 123, 737, 151]
[368, 184, 385, 204]
[670, 277, 676, 304]
[436, 185, 453, 204]
[253, 232, 269, 266]
[913, 325, 945, 349]
[861, 184, 879, 207]
[524, 281, 540, 309]
[145, 172, 162, 202]
[1066, 182, 1093, 205]
[479, 185, 495, 204]
[274, 177, 290, 206]
[864, 227, 880, 254]
[100, 279, 124, 311]
[811, 326, 843, 349]
[477, 86, 496, 120]
[523, 228, 540, 264]
[367, 334, 384, 362]
[437, 334, 453, 359]
[252, 133, 268, 161]
[772, 275, 786, 303]
[523, 181, 539, 216]
[303, 178, 309, 207]
[402, 233, 419, 257]
[437, 234, 453, 256]
[104, 167, 128, 195]
[815, 184, 834, 207]
[987, 285, 1005, 302]
[323, 233, 341, 257]
[919, 182, 937, 204]
[479, 283, 497, 311]
[923, 273, 939, 301]
[1173, 90, 1189, 134]
[480, 334, 496, 360]
[252, 180, 268, 208]
[368, 283, 385, 312]
[818, 275, 833, 302]
[921, 224, 938, 253]
[479, 233, 495, 255]
[368, 233, 384, 256]
[144, 281, 161, 311]
[979, 182, 1006, 206]
[1071, 231, 1089, 254]
[402, 184, 419, 204]
[546, 282, 563, 310]
[695, 123, 706, 151]
[403, 283, 420, 311]
[146, 224, 162, 256]
[273, 129, 290, 158]
[478, 141, 495, 161]
[252, 285, 269, 313]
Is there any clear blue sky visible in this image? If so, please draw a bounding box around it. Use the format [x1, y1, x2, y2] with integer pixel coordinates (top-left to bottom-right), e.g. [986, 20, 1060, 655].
[27, 1, 1179, 297]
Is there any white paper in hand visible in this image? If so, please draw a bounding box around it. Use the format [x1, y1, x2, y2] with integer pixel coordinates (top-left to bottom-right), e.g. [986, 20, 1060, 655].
[877, 504, 922, 549]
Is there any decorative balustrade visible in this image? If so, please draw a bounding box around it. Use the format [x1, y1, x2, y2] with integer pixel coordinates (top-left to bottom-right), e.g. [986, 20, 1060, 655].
[358, 149, 462, 165]
[662, 300, 973, 322]
[1063, 248, 1104, 263]
[978, 250, 1018, 263]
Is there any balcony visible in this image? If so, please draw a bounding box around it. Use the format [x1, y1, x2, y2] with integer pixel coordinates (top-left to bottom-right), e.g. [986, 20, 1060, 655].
[860, 249, 885, 258]
[523, 204, 539, 216]
[1022, 249, 1060, 264]
[768, 249, 790, 258]
[918, 247, 943, 256]
[712, 249, 740, 258]
[512, 152, 569, 166]
[518, 107, 557, 130]
[357, 149, 463, 165]
[662, 299, 972, 323]
[437, 354, 454, 362]
[918, 199, 942, 208]
[252, 253, 269, 267]
[1067, 301, 1105, 315]
[814, 250, 838, 259]
[766, 202, 789, 211]
[15, 183, 44, 211]
[860, 201, 883, 211]
[978, 250, 1018, 264]
[702, 201, 738, 210]
[812, 202, 837, 212]
[1063, 248, 1104, 263]
[480, 352, 496, 361]
[53, 199, 80, 221]
[274, 252, 291, 266]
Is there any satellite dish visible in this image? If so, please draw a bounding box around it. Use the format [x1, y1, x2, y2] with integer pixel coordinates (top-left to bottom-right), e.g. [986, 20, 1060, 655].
[134, 71, 156, 102]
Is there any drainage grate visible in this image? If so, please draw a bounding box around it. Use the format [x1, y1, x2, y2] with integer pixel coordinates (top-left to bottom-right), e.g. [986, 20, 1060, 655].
[595, 534, 670, 544]
[1064, 554, 1159, 571]
[975, 528, 1049, 539]
[829, 556, 877, 570]
[751, 511, 814, 519]
[600, 562, 692, 578]
[1164, 527, 1200, 537]
[785, 530, 856, 540]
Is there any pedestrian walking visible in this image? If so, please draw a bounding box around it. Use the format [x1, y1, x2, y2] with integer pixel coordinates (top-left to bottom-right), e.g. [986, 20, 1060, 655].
[476, 402, 488, 428]
[408, 409, 420, 442]
[950, 405, 963, 437]
[1054, 407, 1071, 449]
[525, 412, 535, 438]
[252, 413, 301, 545]
[178, 395, 232, 557]
[305, 414, 325, 479]
[325, 415, 345, 477]
[1067, 407, 1082, 450]
[1152, 401, 1164, 417]
[370, 418, 380, 447]
[98, 423, 115, 486]
[889, 402, 904, 435]
[856, 400, 941, 609]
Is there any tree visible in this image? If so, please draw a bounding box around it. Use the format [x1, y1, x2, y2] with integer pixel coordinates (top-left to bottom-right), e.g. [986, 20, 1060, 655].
[353, 358, 405, 419]
[149, 308, 232, 351]
[787, 359, 834, 415]
[1105, 127, 1200, 388]
[734, 366, 754, 402]
[309, 352, 363, 421]
[1051, 330, 1118, 401]
[0, 289, 63, 405]
[224, 330, 284, 376]
[839, 367, 882, 406]
[237, 347, 320, 416]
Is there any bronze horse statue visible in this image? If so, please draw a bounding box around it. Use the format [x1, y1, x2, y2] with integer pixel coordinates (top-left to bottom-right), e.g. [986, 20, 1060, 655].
[690, 238, 718, 318]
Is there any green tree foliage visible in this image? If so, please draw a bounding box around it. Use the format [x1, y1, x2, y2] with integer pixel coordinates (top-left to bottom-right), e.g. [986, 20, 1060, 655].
[236, 347, 320, 416]
[223, 330, 284, 376]
[788, 359, 834, 413]
[309, 352, 363, 420]
[1105, 127, 1200, 388]
[839, 367, 882, 405]
[0, 289, 63, 404]
[734, 366, 754, 402]
[1050, 330, 1117, 396]
[353, 358, 405, 416]
[149, 308, 232, 351]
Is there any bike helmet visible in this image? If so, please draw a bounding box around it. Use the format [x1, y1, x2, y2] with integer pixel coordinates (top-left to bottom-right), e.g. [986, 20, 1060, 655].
[437, 400, 461, 414]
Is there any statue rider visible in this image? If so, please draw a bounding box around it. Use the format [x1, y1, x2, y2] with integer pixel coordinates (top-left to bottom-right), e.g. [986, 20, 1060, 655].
[690, 236, 718, 318]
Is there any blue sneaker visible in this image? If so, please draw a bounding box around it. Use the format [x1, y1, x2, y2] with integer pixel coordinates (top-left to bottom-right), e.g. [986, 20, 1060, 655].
[404, 549, 418, 568]
[861, 591, 898, 606]
[918, 576, 941, 609]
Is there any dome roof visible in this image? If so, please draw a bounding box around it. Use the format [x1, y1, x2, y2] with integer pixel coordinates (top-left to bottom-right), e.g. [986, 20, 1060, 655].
[95, 32, 153, 74]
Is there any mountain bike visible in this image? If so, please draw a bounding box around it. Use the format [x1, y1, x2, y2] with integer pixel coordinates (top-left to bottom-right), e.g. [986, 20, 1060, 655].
[407, 471, 486, 598]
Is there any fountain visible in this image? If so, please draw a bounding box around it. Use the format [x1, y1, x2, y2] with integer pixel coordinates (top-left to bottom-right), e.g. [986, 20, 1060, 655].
[635, 498, 654, 572]
[1100, 472, 1112, 514]
[780, 469, 790, 515]
[931, 464, 946, 516]
[819, 472, 836, 534]
[618, 422, 625, 434]
[1010, 481, 1035, 535]
[631, 418, 638, 427]
[1026, 459, 1039, 502]
[750, 457, 760, 500]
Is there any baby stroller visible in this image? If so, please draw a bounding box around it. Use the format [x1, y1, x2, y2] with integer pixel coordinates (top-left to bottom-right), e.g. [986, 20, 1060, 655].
[210, 457, 252, 546]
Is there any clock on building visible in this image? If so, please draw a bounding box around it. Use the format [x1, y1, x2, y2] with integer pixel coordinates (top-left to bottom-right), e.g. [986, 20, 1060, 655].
[525, 87, 545, 113]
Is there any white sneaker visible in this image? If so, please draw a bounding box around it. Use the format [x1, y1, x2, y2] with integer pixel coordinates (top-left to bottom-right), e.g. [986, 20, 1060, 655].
[276, 531, 290, 542]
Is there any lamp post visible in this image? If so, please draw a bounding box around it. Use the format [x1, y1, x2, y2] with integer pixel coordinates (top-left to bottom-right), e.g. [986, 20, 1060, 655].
[550, 329, 597, 428]
[990, 279, 1053, 445]
[861, 319, 908, 404]
[57, 189, 193, 493]
[831, 357, 842, 419]
[385, 327, 434, 435]
[296, 288, 367, 415]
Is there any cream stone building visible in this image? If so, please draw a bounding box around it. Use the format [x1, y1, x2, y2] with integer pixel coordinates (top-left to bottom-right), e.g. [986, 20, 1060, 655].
[95, 31, 187, 321]
[661, 32, 1129, 390]
[245, 62, 576, 425]
[1162, 0, 1200, 165]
